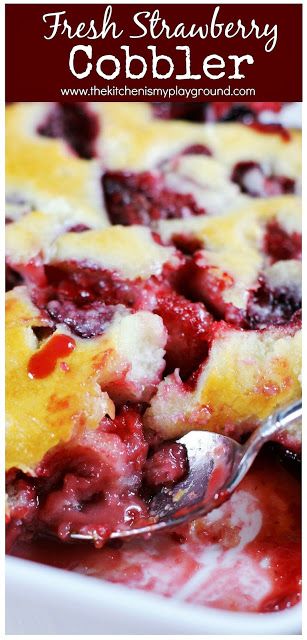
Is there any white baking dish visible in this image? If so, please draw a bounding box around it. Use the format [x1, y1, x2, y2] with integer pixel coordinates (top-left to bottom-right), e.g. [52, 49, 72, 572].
[6, 556, 301, 634]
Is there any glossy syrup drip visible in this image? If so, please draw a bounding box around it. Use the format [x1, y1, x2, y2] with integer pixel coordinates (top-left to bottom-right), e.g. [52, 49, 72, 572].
[28, 334, 76, 379]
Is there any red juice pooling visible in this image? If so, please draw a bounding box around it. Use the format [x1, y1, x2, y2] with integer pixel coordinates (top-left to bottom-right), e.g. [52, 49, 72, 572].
[28, 334, 76, 379]
[10, 449, 301, 614]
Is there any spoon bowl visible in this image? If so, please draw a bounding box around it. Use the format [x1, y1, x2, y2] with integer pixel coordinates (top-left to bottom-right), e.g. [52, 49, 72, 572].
[69, 400, 301, 543]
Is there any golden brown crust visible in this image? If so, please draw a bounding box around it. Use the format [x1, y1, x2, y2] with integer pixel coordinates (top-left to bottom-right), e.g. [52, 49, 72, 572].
[144, 325, 302, 440]
[6, 288, 166, 472]
[94, 102, 302, 176]
[49, 225, 179, 279]
[6, 103, 107, 228]
[157, 196, 301, 310]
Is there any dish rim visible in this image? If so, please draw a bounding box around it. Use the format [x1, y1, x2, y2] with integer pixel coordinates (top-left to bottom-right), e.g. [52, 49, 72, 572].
[5, 555, 302, 635]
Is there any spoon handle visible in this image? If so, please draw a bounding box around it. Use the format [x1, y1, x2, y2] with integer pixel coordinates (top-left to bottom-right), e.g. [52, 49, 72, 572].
[274, 400, 302, 433]
[250, 399, 302, 444]
[227, 399, 302, 493]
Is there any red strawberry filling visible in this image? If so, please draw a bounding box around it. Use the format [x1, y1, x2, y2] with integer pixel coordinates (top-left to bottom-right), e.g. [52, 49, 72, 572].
[103, 171, 205, 226]
[32, 266, 145, 339]
[37, 103, 99, 159]
[207, 102, 285, 123]
[30, 257, 214, 381]
[177, 256, 245, 327]
[144, 443, 188, 487]
[6, 407, 189, 549]
[37, 262, 152, 307]
[176, 248, 302, 330]
[154, 292, 212, 379]
[264, 221, 302, 262]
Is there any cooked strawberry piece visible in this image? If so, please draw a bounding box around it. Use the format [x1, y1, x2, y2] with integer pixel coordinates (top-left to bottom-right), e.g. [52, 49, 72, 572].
[103, 171, 205, 226]
[144, 443, 188, 487]
[37, 103, 99, 159]
[43, 263, 146, 308]
[32, 260, 175, 338]
[6, 477, 37, 523]
[154, 292, 212, 379]
[264, 221, 302, 262]
[31, 265, 128, 337]
[209, 102, 284, 121]
[246, 102, 284, 113]
[101, 406, 149, 467]
[46, 299, 119, 338]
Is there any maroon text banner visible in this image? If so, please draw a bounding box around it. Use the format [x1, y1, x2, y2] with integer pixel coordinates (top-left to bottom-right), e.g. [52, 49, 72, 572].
[6, 3, 302, 101]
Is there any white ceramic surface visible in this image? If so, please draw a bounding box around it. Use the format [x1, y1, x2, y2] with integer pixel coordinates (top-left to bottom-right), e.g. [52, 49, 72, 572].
[6, 556, 301, 635]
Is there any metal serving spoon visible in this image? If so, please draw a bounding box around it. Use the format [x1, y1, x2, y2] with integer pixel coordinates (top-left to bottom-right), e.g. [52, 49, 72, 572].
[69, 400, 301, 544]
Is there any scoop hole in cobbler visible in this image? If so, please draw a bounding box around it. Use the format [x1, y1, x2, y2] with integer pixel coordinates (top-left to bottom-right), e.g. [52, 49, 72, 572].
[6, 407, 191, 548]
